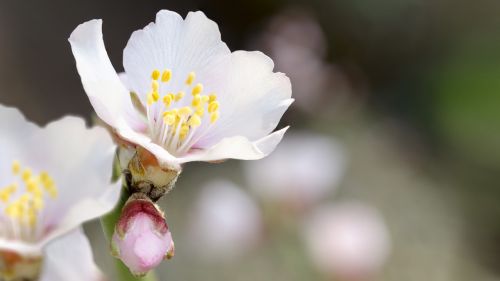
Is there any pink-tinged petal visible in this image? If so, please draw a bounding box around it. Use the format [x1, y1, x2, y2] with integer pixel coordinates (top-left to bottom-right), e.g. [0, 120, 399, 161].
[244, 132, 347, 209]
[69, 19, 145, 131]
[178, 126, 289, 163]
[303, 202, 391, 279]
[112, 197, 174, 276]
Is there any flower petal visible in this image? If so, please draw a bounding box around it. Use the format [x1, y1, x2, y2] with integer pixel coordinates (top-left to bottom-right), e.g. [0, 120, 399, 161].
[69, 19, 145, 131]
[196, 51, 293, 148]
[29, 117, 121, 250]
[0, 113, 120, 255]
[179, 126, 289, 163]
[40, 228, 104, 281]
[123, 10, 231, 100]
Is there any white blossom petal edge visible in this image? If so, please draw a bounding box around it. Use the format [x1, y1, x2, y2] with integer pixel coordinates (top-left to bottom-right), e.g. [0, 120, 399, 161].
[40, 228, 105, 281]
[69, 10, 293, 171]
[0, 104, 121, 256]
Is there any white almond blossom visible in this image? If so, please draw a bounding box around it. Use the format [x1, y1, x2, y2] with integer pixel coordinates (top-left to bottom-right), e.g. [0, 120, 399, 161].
[69, 10, 293, 171]
[0, 104, 120, 279]
[187, 180, 262, 261]
[244, 132, 346, 209]
[303, 202, 391, 279]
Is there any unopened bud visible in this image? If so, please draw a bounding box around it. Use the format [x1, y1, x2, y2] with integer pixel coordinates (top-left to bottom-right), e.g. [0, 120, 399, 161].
[111, 195, 174, 277]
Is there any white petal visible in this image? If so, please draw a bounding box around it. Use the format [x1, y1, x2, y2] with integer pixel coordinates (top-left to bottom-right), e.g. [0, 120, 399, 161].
[197, 51, 293, 147]
[0, 114, 121, 255]
[0, 105, 37, 188]
[123, 10, 231, 100]
[69, 19, 145, 131]
[40, 228, 104, 281]
[179, 127, 288, 163]
[29, 117, 121, 249]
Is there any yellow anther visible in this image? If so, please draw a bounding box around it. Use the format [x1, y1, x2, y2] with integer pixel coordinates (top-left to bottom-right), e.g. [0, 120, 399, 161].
[178, 107, 193, 116]
[152, 80, 160, 92]
[12, 161, 21, 175]
[208, 101, 219, 113]
[179, 124, 190, 140]
[161, 69, 172, 82]
[33, 196, 44, 211]
[39, 171, 49, 182]
[0, 193, 9, 203]
[192, 95, 201, 107]
[208, 94, 217, 103]
[175, 91, 185, 102]
[0, 189, 11, 203]
[152, 91, 160, 102]
[21, 169, 32, 182]
[188, 114, 202, 127]
[201, 95, 209, 103]
[162, 111, 176, 126]
[20, 194, 30, 204]
[6, 203, 21, 219]
[26, 179, 38, 193]
[151, 70, 161, 80]
[210, 111, 220, 124]
[195, 106, 205, 117]
[186, 72, 195, 85]
[147, 93, 154, 106]
[192, 83, 203, 96]
[163, 94, 173, 107]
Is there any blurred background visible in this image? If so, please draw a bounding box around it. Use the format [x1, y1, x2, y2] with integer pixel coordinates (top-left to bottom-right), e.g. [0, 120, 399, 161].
[1, 0, 499, 280]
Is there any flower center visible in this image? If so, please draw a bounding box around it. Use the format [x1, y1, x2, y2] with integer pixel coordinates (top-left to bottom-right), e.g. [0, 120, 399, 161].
[0, 161, 58, 241]
[144, 69, 220, 155]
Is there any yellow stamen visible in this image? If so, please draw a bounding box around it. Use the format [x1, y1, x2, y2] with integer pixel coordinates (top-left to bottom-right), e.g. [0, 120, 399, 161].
[21, 169, 32, 182]
[163, 94, 173, 107]
[152, 91, 160, 102]
[195, 106, 205, 117]
[208, 94, 217, 103]
[210, 111, 220, 124]
[151, 69, 161, 80]
[152, 80, 160, 92]
[208, 101, 219, 113]
[188, 114, 202, 127]
[12, 161, 21, 175]
[179, 107, 193, 116]
[163, 114, 176, 126]
[147, 93, 154, 106]
[192, 83, 203, 96]
[186, 72, 195, 85]
[175, 91, 185, 102]
[192, 95, 201, 107]
[179, 124, 189, 140]
[161, 69, 172, 82]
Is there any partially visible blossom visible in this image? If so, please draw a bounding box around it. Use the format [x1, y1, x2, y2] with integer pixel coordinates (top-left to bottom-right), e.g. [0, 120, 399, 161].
[111, 194, 174, 276]
[244, 132, 346, 210]
[188, 180, 262, 261]
[0, 104, 120, 279]
[40, 228, 105, 281]
[303, 202, 391, 280]
[69, 10, 293, 178]
[254, 9, 350, 112]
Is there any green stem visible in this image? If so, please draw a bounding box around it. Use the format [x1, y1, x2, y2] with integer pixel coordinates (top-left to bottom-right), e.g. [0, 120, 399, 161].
[100, 177, 158, 281]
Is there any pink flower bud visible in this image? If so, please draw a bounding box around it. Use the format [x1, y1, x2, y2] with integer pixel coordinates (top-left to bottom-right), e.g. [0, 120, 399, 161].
[111, 196, 174, 276]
